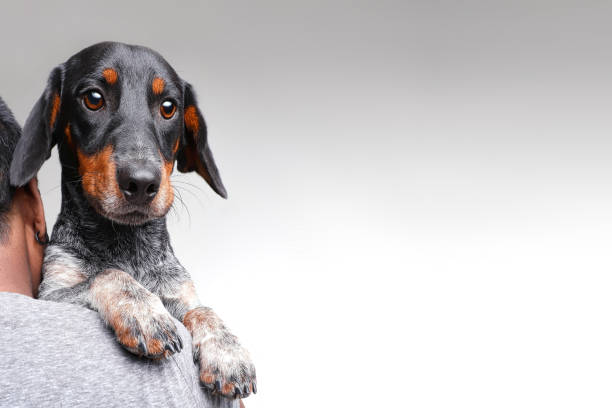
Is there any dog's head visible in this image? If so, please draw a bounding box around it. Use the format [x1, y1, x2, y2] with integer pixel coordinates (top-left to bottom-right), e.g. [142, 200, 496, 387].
[10, 42, 226, 225]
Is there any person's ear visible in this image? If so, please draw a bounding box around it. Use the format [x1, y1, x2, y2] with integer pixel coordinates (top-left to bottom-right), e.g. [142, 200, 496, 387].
[25, 178, 47, 240]
[10, 65, 64, 187]
[176, 82, 227, 198]
[21, 177, 47, 298]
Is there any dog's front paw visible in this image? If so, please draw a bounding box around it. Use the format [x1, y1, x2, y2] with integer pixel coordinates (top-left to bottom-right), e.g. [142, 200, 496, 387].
[184, 307, 257, 399]
[89, 269, 184, 359]
[109, 296, 183, 359]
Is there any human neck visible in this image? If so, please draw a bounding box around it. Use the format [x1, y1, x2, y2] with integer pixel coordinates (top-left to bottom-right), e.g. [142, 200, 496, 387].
[0, 213, 34, 297]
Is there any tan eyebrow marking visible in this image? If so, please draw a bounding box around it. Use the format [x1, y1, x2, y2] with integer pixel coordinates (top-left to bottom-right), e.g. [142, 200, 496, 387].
[102, 68, 118, 85]
[152, 77, 165, 95]
[78, 145, 122, 202]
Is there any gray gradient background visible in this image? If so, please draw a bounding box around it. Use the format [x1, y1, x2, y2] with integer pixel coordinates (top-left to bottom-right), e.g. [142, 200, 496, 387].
[1, 1, 610, 407]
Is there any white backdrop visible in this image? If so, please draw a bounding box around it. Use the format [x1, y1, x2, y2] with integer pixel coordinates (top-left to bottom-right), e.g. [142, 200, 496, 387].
[2, 1, 612, 407]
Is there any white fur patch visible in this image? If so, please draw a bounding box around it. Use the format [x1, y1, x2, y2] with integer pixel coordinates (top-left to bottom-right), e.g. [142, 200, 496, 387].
[39, 245, 87, 296]
[177, 280, 201, 311]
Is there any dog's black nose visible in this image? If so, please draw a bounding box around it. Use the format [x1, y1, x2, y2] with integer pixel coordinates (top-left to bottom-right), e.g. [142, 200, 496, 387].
[117, 165, 161, 204]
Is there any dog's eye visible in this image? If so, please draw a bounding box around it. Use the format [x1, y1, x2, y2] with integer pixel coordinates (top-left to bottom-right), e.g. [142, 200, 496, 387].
[83, 90, 104, 111]
[160, 100, 176, 119]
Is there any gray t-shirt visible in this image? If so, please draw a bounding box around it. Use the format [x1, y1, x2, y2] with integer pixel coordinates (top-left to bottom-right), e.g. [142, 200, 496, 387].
[0, 292, 238, 408]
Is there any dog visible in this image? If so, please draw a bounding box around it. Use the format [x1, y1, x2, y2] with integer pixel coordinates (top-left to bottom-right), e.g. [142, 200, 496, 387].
[9, 42, 256, 400]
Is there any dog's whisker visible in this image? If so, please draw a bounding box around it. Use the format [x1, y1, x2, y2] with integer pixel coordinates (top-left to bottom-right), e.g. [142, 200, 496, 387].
[45, 184, 62, 194]
[170, 179, 208, 195]
[173, 184, 198, 208]
[171, 186, 192, 225]
[168, 202, 182, 224]
[171, 184, 205, 207]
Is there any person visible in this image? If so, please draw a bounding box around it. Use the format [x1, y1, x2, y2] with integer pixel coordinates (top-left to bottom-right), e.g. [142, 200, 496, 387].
[0, 97, 241, 408]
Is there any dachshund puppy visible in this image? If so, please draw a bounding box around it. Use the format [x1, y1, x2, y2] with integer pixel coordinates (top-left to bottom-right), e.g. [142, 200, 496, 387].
[9, 42, 256, 399]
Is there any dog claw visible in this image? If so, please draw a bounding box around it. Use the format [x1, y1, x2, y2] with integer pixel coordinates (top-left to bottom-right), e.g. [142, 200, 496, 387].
[215, 380, 222, 392]
[252, 382, 257, 394]
[138, 340, 147, 354]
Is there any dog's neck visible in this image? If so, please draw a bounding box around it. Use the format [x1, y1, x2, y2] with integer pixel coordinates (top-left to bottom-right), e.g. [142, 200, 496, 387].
[52, 171, 171, 269]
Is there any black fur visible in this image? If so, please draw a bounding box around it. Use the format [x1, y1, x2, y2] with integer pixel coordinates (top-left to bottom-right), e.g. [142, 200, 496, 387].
[10, 42, 218, 294]
[9, 67, 63, 187]
[178, 83, 227, 198]
[0, 97, 21, 239]
[9, 42, 255, 400]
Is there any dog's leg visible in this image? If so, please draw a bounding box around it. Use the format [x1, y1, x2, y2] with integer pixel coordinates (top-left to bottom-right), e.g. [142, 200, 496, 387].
[88, 269, 183, 359]
[40, 246, 183, 359]
[159, 278, 257, 399]
[38, 245, 90, 304]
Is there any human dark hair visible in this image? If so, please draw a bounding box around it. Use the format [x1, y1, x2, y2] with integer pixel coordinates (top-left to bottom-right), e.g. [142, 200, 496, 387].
[0, 97, 21, 240]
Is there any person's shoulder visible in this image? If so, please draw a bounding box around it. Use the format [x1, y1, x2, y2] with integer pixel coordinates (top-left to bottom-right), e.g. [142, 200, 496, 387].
[0, 291, 237, 408]
[0, 290, 100, 321]
[0, 290, 177, 360]
[0, 290, 113, 338]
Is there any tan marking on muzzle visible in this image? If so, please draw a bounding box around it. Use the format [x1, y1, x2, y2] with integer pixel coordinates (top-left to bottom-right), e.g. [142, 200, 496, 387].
[151, 156, 175, 214]
[77, 145, 122, 201]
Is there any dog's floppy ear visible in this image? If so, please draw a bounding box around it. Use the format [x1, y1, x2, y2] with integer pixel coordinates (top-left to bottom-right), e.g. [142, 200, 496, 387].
[9, 65, 64, 187]
[177, 83, 227, 199]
